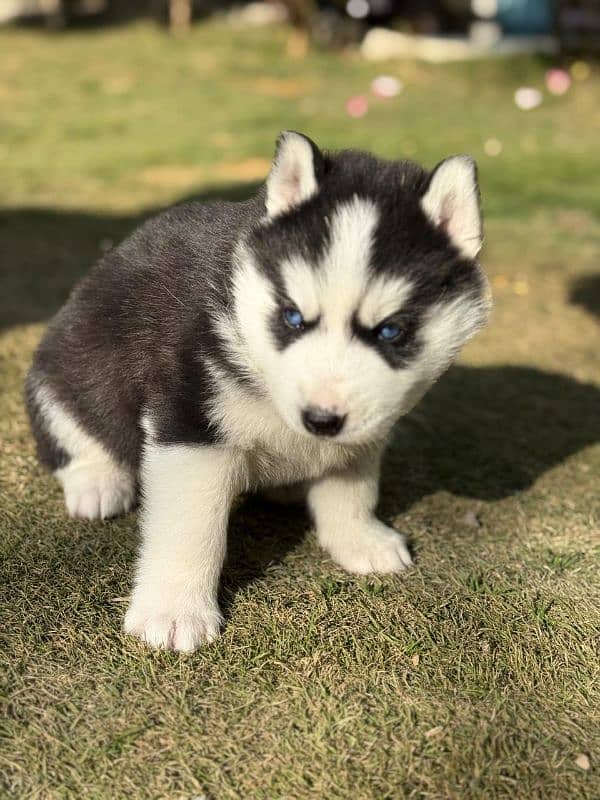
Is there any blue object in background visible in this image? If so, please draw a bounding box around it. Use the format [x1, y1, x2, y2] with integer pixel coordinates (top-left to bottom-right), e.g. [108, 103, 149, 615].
[498, 0, 553, 34]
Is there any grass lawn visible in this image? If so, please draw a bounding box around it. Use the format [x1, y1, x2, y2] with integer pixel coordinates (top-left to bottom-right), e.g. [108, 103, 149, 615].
[1, 18, 599, 800]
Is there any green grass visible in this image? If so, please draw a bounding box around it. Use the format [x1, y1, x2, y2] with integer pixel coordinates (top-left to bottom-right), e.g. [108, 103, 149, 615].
[1, 19, 599, 800]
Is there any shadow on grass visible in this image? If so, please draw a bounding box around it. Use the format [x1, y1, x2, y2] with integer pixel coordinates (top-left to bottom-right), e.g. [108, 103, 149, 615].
[380, 365, 599, 513]
[570, 273, 600, 320]
[2, 186, 599, 613]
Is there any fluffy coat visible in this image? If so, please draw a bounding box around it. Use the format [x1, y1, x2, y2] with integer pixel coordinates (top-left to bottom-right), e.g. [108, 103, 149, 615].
[26, 132, 491, 651]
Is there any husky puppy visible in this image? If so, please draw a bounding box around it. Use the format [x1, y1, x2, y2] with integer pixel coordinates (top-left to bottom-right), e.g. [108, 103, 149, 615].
[26, 132, 490, 651]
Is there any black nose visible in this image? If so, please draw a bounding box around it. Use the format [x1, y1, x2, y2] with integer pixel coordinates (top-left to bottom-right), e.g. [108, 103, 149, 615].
[302, 407, 346, 437]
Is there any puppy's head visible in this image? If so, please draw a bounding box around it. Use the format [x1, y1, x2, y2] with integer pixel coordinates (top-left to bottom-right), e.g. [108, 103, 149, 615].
[231, 131, 491, 444]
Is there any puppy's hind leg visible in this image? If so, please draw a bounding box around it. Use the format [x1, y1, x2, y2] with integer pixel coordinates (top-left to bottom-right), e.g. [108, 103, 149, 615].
[30, 382, 136, 520]
[57, 457, 136, 520]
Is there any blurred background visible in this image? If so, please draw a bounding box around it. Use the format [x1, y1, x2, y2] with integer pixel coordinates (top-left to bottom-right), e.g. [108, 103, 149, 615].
[2, 0, 600, 45]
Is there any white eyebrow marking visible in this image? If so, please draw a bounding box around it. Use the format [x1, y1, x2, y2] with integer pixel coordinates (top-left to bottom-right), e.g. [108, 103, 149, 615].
[317, 196, 381, 329]
[281, 255, 321, 321]
[357, 274, 413, 329]
[281, 196, 381, 327]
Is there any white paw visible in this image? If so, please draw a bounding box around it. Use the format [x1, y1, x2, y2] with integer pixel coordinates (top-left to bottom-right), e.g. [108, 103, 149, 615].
[58, 461, 135, 520]
[322, 521, 413, 575]
[123, 597, 223, 652]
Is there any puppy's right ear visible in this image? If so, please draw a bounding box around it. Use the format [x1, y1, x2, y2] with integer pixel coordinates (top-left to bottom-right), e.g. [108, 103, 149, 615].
[266, 131, 323, 218]
[421, 155, 483, 260]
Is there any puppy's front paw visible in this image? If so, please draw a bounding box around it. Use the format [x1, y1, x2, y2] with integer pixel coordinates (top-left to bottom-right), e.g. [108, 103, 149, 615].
[123, 597, 223, 652]
[322, 521, 413, 575]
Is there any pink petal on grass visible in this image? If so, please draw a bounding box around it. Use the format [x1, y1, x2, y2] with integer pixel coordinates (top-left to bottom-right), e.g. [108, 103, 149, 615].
[546, 69, 571, 96]
[345, 95, 369, 118]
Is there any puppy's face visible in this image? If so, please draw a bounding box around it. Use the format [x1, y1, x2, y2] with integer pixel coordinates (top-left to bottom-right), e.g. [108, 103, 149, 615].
[230, 133, 491, 445]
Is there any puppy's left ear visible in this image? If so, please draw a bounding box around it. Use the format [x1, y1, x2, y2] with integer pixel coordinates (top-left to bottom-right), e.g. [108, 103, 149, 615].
[421, 155, 483, 259]
[266, 131, 324, 218]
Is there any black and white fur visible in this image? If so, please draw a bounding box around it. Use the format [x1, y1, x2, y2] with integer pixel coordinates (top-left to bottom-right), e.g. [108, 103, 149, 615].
[26, 132, 491, 651]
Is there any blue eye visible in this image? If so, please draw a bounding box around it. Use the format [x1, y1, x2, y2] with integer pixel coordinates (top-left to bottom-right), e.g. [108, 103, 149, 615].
[377, 323, 402, 342]
[284, 307, 304, 330]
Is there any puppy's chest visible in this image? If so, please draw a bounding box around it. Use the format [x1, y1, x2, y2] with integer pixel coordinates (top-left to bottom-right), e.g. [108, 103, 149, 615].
[245, 439, 349, 489]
